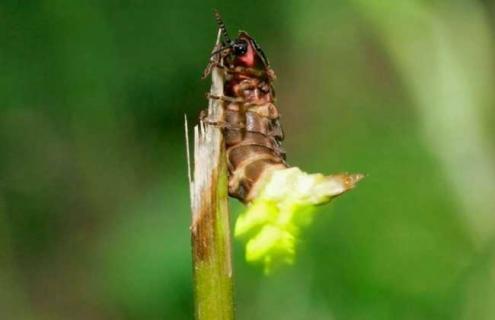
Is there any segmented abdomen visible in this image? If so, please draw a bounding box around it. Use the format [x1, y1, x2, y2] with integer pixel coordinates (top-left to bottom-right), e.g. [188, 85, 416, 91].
[223, 73, 287, 202]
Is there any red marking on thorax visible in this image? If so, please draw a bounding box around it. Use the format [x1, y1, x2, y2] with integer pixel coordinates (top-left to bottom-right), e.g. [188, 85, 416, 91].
[238, 42, 256, 67]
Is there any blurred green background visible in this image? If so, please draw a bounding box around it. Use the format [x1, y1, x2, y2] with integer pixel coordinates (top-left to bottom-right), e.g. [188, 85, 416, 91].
[2, 1, 495, 319]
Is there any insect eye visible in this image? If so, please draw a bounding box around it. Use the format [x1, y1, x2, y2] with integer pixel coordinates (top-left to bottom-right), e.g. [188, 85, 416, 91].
[232, 40, 248, 55]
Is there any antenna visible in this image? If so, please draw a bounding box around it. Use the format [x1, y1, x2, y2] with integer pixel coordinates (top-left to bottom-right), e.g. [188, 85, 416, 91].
[214, 10, 232, 44]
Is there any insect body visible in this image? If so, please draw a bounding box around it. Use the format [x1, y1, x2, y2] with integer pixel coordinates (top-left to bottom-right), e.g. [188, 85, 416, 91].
[204, 12, 287, 203]
[200, 12, 364, 272]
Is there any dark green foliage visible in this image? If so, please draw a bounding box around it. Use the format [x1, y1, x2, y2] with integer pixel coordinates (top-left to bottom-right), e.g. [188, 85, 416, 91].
[0, 1, 494, 319]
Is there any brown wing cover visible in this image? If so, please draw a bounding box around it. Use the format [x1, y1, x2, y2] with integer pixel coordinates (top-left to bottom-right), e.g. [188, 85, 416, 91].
[223, 65, 288, 203]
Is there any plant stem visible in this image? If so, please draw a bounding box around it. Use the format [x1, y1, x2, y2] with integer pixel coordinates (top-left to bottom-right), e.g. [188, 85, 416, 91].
[187, 30, 235, 320]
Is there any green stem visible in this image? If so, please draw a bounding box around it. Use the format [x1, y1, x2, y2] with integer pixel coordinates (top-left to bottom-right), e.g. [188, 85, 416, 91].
[188, 30, 235, 320]
[191, 155, 233, 319]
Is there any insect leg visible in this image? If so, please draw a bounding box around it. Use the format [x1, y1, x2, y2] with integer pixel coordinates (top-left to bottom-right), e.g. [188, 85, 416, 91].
[206, 93, 244, 103]
[199, 106, 244, 130]
[202, 118, 244, 130]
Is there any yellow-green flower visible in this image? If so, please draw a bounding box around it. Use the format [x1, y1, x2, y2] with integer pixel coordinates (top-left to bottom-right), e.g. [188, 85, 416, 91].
[235, 167, 363, 274]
